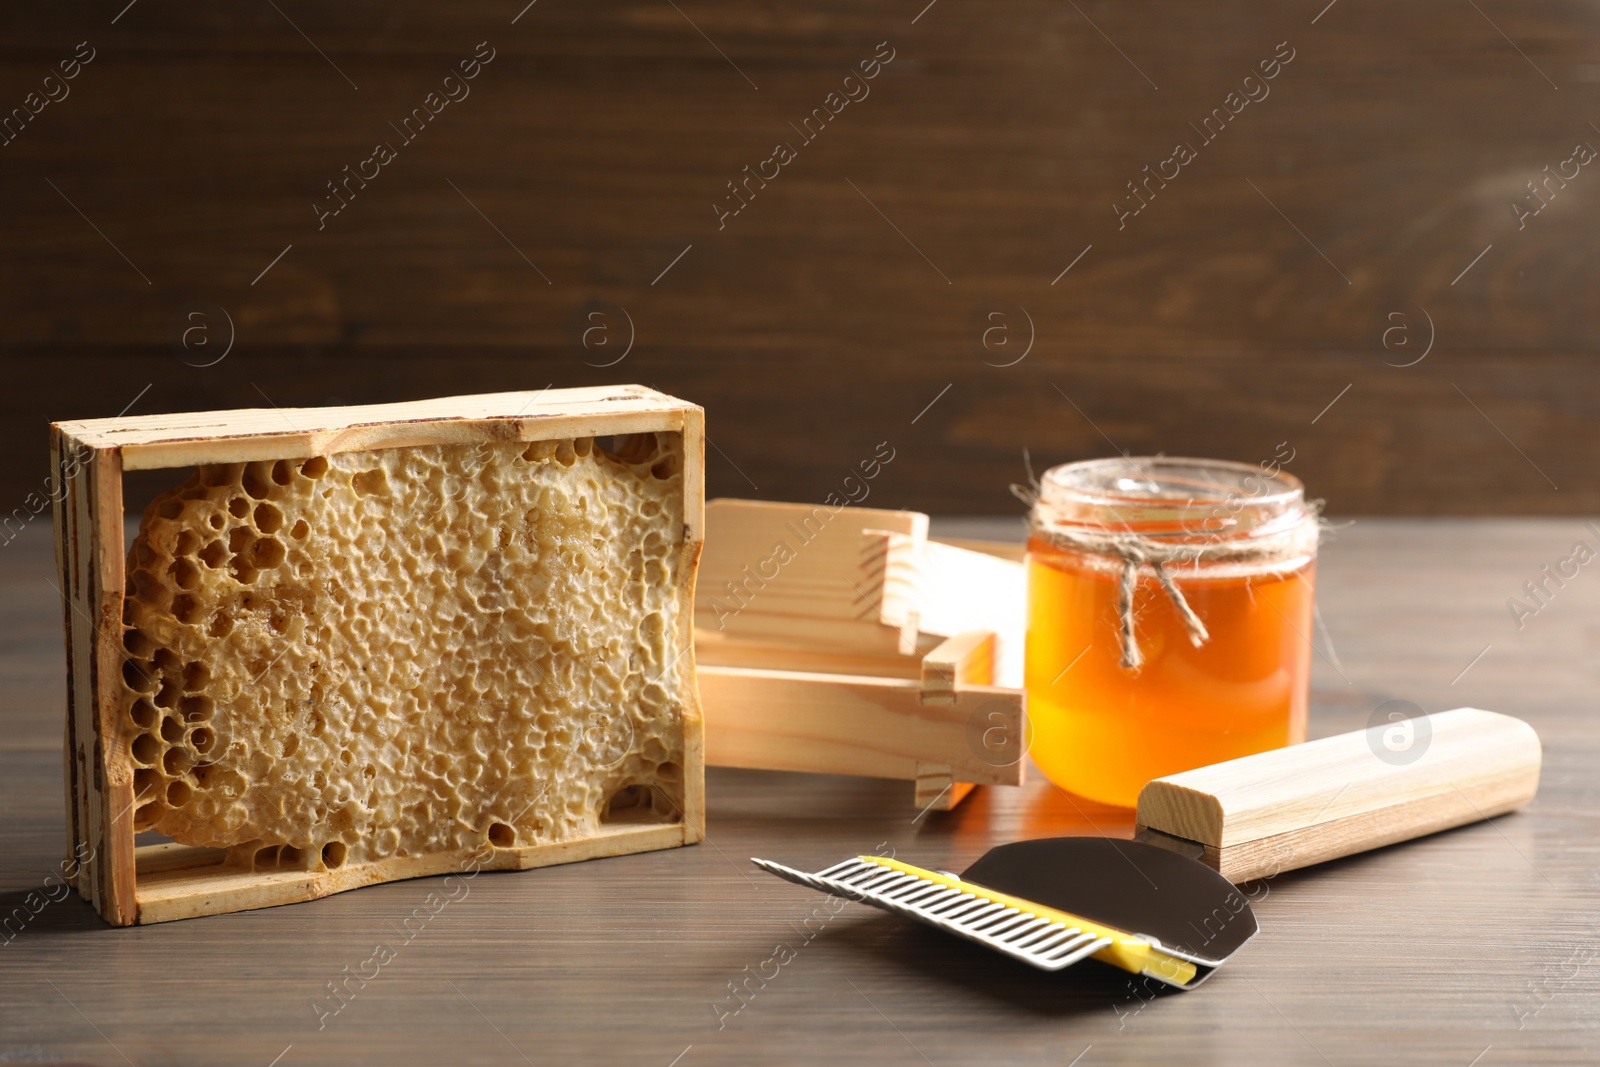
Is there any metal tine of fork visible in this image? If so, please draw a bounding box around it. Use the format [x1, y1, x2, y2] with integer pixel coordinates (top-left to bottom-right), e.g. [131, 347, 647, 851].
[1023, 926, 1089, 954]
[966, 906, 1024, 933]
[1039, 936, 1116, 971]
[945, 899, 1008, 922]
[874, 873, 936, 898]
[842, 867, 904, 890]
[997, 931, 1085, 965]
[997, 913, 1057, 937]
[860, 873, 918, 896]
[817, 858, 876, 879]
[879, 880, 942, 904]
[872, 894, 941, 926]
[810, 870, 881, 900]
[888, 876, 951, 901]
[780, 865, 836, 889]
[995, 916, 1058, 943]
[756, 859, 838, 890]
[840, 881, 905, 904]
[1011, 933, 1102, 970]
[808, 878, 851, 899]
[968, 909, 1029, 937]
[1037, 930, 1106, 958]
[941, 908, 1038, 941]
[1011, 922, 1074, 950]
[976, 911, 1038, 939]
[925, 893, 982, 917]
[756, 861, 820, 891]
[939, 897, 1001, 922]
[979, 908, 1030, 934]
[905, 894, 977, 921]
[778, 865, 873, 906]
[885, 877, 941, 899]
[900, 893, 954, 919]
[1040, 934, 1114, 965]
[838, 861, 896, 882]
[823, 873, 885, 896]
[943, 920, 1049, 962]
[898, 884, 956, 908]
[919, 898, 976, 922]
[949, 902, 1015, 929]
[921, 889, 979, 915]
[1022, 928, 1096, 958]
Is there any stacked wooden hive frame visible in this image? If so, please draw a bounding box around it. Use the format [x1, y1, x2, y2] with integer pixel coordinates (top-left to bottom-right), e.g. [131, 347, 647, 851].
[695, 499, 1028, 810]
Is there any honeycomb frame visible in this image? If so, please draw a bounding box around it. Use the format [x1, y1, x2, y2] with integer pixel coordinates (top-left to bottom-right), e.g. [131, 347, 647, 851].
[51, 385, 705, 926]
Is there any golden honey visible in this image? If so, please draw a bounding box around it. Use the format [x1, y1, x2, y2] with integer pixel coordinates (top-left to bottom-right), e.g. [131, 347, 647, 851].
[1024, 457, 1317, 808]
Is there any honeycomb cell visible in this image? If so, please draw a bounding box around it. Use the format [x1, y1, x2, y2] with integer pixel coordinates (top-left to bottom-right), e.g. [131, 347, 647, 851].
[130, 698, 158, 730]
[254, 503, 284, 534]
[130, 733, 160, 766]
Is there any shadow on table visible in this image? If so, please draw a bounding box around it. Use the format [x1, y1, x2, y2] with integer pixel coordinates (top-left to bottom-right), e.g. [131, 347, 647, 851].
[0, 885, 111, 947]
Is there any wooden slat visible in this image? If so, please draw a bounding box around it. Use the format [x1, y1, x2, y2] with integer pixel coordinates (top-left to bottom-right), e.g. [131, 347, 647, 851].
[914, 631, 1000, 811]
[675, 406, 708, 843]
[67, 433, 101, 915]
[56, 386, 698, 471]
[874, 532, 1025, 687]
[694, 628, 938, 680]
[918, 631, 996, 705]
[912, 764, 977, 813]
[695, 499, 926, 654]
[698, 664, 1024, 787]
[934, 538, 1027, 564]
[49, 427, 84, 893]
[89, 448, 136, 925]
[54, 436, 136, 921]
[133, 824, 691, 925]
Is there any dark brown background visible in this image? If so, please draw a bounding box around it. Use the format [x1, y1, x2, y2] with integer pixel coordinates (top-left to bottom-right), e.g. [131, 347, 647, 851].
[2, 1, 1597, 515]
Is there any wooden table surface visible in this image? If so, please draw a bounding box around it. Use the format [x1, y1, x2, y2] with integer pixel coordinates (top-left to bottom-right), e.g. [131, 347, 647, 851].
[3, 518, 1597, 1066]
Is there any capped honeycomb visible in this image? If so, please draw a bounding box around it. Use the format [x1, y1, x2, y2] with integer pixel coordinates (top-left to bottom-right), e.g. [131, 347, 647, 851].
[117, 432, 688, 873]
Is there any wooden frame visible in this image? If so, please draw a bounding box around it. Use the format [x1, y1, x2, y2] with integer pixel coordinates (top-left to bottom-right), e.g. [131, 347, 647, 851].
[695, 499, 1027, 810]
[52, 385, 706, 925]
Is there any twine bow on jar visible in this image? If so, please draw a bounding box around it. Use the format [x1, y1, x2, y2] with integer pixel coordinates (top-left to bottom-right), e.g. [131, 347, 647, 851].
[1018, 480, 1322, 671]
[1029, 526, 1211, 671]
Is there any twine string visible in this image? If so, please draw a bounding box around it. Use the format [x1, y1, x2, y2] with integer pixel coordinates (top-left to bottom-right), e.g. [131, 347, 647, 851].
[1017, 477, 1322, 671]
[1044, 528, 1214, 670]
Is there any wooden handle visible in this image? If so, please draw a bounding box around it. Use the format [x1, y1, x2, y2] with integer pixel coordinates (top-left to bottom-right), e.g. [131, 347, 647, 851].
[1134, 708, 1541, 883]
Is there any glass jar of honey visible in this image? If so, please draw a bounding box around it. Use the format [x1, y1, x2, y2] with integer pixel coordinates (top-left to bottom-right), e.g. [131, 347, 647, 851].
[1024, 456, 1319, 808]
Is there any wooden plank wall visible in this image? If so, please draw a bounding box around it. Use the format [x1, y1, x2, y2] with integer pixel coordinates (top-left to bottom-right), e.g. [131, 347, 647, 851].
[1, 1, 1596, 514]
